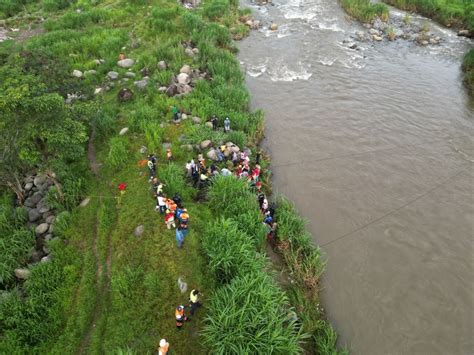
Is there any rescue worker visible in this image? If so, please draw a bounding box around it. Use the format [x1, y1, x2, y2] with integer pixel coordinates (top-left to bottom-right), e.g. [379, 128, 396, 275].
[211, 115, 218, 130]
[156, 194, 167, 214]
[147, 159, 155, 181]
[224, 117, 230, 133]
[189, 289, 202, 316]
[175, 305, 187, 329]
[165, 209, 176, 229]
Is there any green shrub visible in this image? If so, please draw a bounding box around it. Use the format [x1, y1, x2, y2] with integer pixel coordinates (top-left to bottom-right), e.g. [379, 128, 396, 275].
[43, 0, 73, 12]
[201, 272, 304, 353]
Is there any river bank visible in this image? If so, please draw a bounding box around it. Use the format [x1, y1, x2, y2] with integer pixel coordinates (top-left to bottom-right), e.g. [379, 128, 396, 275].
[0, 0, 341, 353]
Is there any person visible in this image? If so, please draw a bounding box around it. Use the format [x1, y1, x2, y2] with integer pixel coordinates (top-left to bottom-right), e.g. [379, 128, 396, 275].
[211, 115, 218, 131]
[175, 305, 187, 329]
[176, 227, 185, 248]
[179, 209, 189, 225]
[199, 170, 208, 189]
[151, 178, 164, 197]
[166, 148, 173, 162]
[158, 338, 169, 355]
[224, 117, 230, 133]
[189, 289, 202, 316]
[261, 198, 268, 213]
[232, 151, 239, 166]
[185, 160, 193, 177]
[172, 106, 179, 121]
[165, 209, 176, 229]
[257, 193, 265, 209]
[172, 193, 182, 208]
[147, 159, 156, 181]
[221, 167, 232, 176]
[255, 150, 261, 165]
[192, 165, 199, 187]
[148, 153, 157, 169]
[157, 194, 167, 214]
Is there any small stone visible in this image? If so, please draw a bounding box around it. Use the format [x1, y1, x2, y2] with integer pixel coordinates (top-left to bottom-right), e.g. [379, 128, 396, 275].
[162, 143, 172, 149]
[24, 182, 33, 191]
[134, 78, 149, 90]
[192, 48, 199, 54]
[14, 268, 31, 280]
[107, 71, 119, 80]
[458, 29, 470, 37]
[369, 28, 380, 36]
[158, 86, 167, 92]
[421, 40, 429, 46]
[184, 48, 194, 57]
[181, 113, 188, 120]
[72, 70, 83, 78]
[125, 72, 136, 78]
[94, 87, 103, 95]
[200, 140, 212, 149]
[205, 122, 213, 129]
[192, 116, 201, 124]
[119, 127, 129, 135]
[45, 215, 56, 224]
[157, 60, 167, 70]
[41, 255, 52, 263]
[373, 35, 383, 41]
[117, 58, 135, 68]
[79, 197, 90, 207]
[28, 209, 41, 222]
[84, 70, 97, 76]
[34, 175, 47, 187]
[134, 225, 145, 237]
[270, 23, 278, 31]
[35, 223, 49, 236]
[178, 277, 188, 293]
[180, 65, 191, 74]
[38, 205, 50, 214]
[177, 73, 190, 85]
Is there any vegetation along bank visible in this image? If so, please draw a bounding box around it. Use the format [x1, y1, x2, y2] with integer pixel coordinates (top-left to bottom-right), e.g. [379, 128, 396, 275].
[0, 0, 344, 353]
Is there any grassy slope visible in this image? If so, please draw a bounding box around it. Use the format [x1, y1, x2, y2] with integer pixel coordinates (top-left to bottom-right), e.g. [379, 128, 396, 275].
[1, 0, 343, 353]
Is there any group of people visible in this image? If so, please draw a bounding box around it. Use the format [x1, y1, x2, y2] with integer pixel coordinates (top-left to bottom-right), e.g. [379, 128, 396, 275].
[210, 114, 231, 133]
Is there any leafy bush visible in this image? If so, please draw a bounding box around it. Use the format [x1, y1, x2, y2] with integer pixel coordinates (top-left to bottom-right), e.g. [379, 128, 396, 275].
[201, 272, 303, 354]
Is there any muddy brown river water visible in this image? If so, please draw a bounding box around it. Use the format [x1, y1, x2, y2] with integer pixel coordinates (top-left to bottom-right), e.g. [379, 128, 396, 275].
[238, 0, 474, 353]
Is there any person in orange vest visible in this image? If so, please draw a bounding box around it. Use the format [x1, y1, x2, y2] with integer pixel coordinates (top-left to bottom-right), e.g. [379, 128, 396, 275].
[175, 305, 187, 329]
[158, 338, 169, 355]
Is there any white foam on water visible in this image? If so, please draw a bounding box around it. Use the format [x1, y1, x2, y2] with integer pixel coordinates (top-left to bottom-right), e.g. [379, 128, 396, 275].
[312, 22, 344, 33]
[278, 0, 319, 21]
[267, 61, 312, 82]
[318, 57, 336, 66]
[245, 61, 268, 77]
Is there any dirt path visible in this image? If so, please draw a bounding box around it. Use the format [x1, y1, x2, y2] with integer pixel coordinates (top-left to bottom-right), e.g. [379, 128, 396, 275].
[88, 129, 100, 175]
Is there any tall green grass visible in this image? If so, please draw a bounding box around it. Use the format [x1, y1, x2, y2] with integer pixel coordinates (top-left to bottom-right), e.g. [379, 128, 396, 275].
[340, 0, 389, 22]
[462, 49, 474, 95]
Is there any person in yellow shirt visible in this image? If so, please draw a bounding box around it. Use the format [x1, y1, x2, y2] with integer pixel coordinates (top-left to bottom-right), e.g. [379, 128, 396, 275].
[189, 289, 202, 317]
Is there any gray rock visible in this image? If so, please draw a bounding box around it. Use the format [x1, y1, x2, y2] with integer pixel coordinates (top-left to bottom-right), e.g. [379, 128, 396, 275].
[44, 234, 53, 242]
[166, 84, 178, 97]
[14, 268, 31, 280]
[38, 205, 50, 214]
[24, 192, 43, 208]
[119, 127, 129, 135]
[30, 250, 44, 263]
[134, 225, 145, 237]
[177, 84, 192, 94]
[178, 277, 188, 293]
[200, 140, 212, 149]
[25, 176, 34, 184]
[125, 71, 136, 78]
[41, 255, 52, 263]
[35, 223, 49, 236]
[28, 209, 41, 222]
[181, 113, 188, 120]
[373, 35, 383, 41]
[205, 122, 213, 129]
[369, 28, 380, 36]
[94, 87, 103, 95]
[180, 65, 191, 74]
[134, 78, 149, 90]
[458, 29, 470, 37]
[192, 47, 199, 54]
[420, 40, 429, 46]
[181, 144, 193, 151]
[72, 70, 83, 78]
[157, 60, 167, 70]
[184, 48, 194, 57]
[48, 224, 54, 234]
[34, 175, 47, 187]
[117, 58, 135, 68]
[207, 149, 218, 161]
[43, 245, 50, 254]
[158, 86, 167, 92]
[177, 73, 190, 85]
[162, 143, 172, 149]
[84, 70, 97, 76]
[45, 215, 56, 224]
[42, 211, 54, 220]
[231, 145, 240, 153]
[192, 116, 201, 124]
[24, 182, 33, 191]
[107, 71, 119, 80]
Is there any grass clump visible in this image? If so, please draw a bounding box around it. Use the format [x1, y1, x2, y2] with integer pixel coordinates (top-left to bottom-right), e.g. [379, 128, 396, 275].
[462, 49, 474, 96]
[340, 0, 389, 23]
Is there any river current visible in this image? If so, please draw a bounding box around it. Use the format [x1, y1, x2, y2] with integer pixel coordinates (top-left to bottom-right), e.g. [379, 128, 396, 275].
[237, 0, 474, 353]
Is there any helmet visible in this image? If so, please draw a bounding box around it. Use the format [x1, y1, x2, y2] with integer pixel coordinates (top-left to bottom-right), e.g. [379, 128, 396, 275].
[159, 339, 167, 347]
[177, 305, 183, 311]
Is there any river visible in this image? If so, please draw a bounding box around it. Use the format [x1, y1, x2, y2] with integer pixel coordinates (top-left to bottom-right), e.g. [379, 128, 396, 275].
[237, 0, 474, 353]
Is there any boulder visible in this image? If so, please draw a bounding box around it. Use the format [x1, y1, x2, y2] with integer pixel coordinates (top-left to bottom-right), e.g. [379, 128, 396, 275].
[180, 65, 191, 74]
[45, 215, 56, 224]
[157, 60, 167, 70]
[118, 88, 133, 102]
[125, 72, 136, 78]
[177, 84, 192, 94]
[34, 175, 47, 187]
[192, 116, 201, 124]
[79, 197, 90, 207]
[177, 73, 190, 85]
[184, 48, 194, 57]
[28, 209, 41, 222]
[231, 145, 240, 153]
[72, 70, 83, 78]
[207, 149, 218, 161]
[134, 78, 149, 90]
[24, 193, 43, 208]
[35, 223, 49, 236]
[205, 122, 213, 129]
[107, 71, 119, 80]
[134, 225, 145, 237]
[117, 58, 135, 68]
[119, 127, 129, 135]
[192, 48, 199, 54]
[24, 182, 33, 191]
[200, 140, 212, 149]
[38, 205, 50, 214]
[14, 268, 31, 280]
[166, 84, 178, 97]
